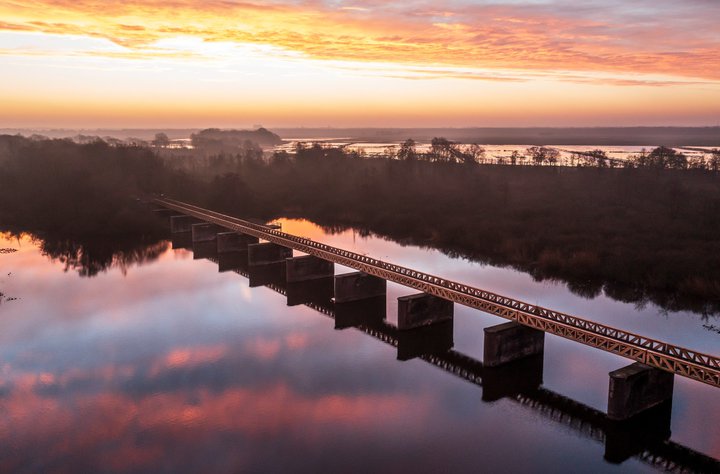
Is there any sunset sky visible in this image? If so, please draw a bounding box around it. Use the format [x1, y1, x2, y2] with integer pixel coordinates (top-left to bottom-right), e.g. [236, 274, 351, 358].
[1, 0, 719, 128]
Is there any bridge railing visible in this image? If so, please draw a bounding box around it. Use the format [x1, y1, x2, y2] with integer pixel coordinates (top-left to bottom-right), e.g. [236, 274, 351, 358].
[155, 197, 720, 387]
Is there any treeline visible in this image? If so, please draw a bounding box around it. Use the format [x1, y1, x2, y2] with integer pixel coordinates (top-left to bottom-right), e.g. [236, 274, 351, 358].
[187, 143, 720, 314]
[0, 135, 169, 236]
[2, 134, 720, 314]
[382, 138, 720, 170]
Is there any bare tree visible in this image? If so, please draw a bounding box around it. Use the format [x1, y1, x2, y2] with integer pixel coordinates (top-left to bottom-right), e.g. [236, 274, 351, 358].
[527, 146, 559, 166]
[398, 139, 417, 161]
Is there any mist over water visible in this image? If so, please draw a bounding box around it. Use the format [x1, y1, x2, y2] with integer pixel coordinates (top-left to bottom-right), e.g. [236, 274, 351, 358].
[4, 0, 720, 470]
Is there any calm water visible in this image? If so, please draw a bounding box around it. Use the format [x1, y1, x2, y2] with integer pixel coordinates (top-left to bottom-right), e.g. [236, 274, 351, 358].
[272, 140, 718, 166]
[0, 219, 718, 473]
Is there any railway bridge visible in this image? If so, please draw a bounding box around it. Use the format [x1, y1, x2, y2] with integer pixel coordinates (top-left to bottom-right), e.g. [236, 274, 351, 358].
[157, 200, 720, 472]
[154, 197, 719, 439]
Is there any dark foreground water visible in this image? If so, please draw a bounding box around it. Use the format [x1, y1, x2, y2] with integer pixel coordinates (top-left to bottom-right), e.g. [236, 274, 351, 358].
[0, 219, 718, 473]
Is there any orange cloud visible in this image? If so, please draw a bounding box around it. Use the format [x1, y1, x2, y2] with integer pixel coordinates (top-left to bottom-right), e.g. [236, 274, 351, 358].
[1, 0, 719, 81]
[0, 370, 432, 472]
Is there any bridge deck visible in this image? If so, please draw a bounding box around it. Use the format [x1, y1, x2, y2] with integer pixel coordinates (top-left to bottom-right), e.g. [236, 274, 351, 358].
[155, 197, 720, 388]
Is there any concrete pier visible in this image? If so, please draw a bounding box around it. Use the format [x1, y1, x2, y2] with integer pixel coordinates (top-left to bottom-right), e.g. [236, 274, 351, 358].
[604, 400, 672, 463]
[170, 215, 200, 234]
[248, 243, 292, 266]
[482, 354, 544, 402]
[192, 223, 223, 242]
[397, 320, 454, 361]
[484, 322, 545, 368]
[217, 232, 259, 253]
[248, 262, 286, 288]
[286, 256, 334, 283]
[171, 232, 193, 250]
[607, 363, 674, 421]
[286, 277, 334, 307]
[334, 272, 386, 304]
[334, 296, 386, 330]
[397, 293, 453, 330]
[192, 241, 217, 260]
[217, 251, 248, 273]
[334, 296, 387, 330]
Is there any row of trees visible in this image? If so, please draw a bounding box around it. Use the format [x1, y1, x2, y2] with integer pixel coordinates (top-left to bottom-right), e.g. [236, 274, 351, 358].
[3, 133, 720, 313]
[394, 138, 485, 165]
[569, 146, 720, 170]
[36, 132, 720, 172]
[0, 135, 169, 235]
[181, 140, 720, 314]
[355, 138, 720, 170]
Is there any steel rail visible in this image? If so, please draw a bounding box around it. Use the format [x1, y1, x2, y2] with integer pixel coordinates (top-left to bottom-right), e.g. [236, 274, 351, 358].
[155, 197, 720, 388]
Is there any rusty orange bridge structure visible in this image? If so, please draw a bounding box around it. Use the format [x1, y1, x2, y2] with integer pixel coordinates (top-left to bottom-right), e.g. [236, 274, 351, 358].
[154, 196, 719, 434]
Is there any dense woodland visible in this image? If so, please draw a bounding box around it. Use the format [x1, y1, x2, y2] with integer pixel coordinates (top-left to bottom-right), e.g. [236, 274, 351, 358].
[1, 134, 720, 315]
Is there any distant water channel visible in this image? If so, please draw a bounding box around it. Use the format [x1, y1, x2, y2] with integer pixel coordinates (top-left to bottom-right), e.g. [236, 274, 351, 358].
[0, 218, 718, 472]
[272, 140, 718, 166]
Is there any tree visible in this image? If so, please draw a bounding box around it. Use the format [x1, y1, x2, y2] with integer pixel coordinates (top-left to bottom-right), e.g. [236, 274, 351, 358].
[152, 133, 170, 147]
[708, 149, 720, 172]
[398, 139, 417, 161]
[271, 150, 290, 166]
[688, 155, 707, 170]
[527, 146, 559, 166]
[464, 144, 485, 165]
[587, 149, 608, 168]
[430, 137, 454, 163]
[645, 146, 687, 169]
[384, 145, 398, 159]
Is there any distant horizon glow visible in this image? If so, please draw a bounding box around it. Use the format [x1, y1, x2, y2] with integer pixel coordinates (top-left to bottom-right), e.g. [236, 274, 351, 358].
[1, 1, 719, 128]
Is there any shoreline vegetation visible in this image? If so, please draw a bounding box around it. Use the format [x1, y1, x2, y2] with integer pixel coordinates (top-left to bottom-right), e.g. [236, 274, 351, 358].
[3, 126, 719, 147]
[1, 133, 719, 315]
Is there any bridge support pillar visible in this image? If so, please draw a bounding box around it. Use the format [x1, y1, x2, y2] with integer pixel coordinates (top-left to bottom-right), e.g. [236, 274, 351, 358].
[152, 208, 176, 218]
[286, 256, 334, 283]
[192, 223, 223, 242]
[217, 250, 248, 273]
[248, 262, 286, 288]
[397, 293, 453, 330]
[604, 400, 672, 463]
[397, 320, 454, 361]
[334, 272, 386, 304]
[171, 232, 193, 250]
[170, 215, 199, 234]
[217, 232, 259, 253]
[287, 278, 334, 307]
[334, 296, 386, 330]
[192, 242, 217, 260]
[248, 243, 292, 266]
[607, 363, 674, 421]
[482, 354, 544, 402]
[483, 322, 544, 367]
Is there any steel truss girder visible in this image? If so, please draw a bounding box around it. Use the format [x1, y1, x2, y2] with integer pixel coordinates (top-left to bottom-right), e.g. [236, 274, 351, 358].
[155, 198, 720, 388]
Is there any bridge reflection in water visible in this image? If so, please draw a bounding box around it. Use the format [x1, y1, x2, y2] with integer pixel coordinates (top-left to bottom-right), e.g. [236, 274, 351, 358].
[157, 202, 719, 473]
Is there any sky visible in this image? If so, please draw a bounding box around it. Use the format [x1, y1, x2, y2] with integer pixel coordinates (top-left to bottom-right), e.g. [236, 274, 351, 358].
[0, 0, 719, 128]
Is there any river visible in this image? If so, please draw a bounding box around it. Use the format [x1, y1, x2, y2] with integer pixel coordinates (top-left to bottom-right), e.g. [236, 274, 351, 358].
[0, 218, 718, 472]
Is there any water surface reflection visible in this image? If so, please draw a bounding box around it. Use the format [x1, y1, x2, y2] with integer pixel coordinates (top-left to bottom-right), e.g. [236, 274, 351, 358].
[0, 226, 718, 473]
